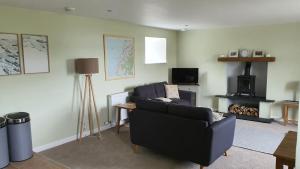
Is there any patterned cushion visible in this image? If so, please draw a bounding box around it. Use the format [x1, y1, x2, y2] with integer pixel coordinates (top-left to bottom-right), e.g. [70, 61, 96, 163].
[212, 111, 224, 122]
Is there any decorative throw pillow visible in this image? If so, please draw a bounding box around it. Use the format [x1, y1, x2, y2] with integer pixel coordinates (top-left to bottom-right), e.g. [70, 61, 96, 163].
[212, 111, 224, 122]
[156, 97, 172, 102]
[165, 85, 180, 99]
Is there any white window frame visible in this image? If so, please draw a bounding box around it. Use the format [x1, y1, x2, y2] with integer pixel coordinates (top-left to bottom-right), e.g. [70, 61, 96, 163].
[145, 37, 167, 64]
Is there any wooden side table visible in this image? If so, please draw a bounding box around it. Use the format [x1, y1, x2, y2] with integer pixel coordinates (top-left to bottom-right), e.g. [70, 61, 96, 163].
[282, 101, 299, 126]
[115, 102, 136, 134]
[273, 131, 297, 169]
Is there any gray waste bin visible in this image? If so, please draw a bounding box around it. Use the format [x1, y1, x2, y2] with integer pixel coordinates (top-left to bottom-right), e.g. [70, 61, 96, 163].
[5, 112, 33, 162]
[0, 117, 9, 168]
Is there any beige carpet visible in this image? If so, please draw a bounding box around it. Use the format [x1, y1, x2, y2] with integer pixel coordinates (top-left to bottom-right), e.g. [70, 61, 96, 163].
[5, 153, 70, 169]
[41, 121, 294, 169]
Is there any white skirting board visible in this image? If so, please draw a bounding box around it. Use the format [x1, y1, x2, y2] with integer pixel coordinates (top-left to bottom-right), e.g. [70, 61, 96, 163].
[34, 91, 130, 153]
[33, 123, 114, 153]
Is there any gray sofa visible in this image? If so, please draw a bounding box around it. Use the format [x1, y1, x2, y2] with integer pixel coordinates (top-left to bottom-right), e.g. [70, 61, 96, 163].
[131, 82, 196, 106]
[129, 100, 236, 168]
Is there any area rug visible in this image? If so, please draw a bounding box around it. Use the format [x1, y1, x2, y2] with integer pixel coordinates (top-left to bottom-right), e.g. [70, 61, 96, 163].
[233, 120, 287, 154]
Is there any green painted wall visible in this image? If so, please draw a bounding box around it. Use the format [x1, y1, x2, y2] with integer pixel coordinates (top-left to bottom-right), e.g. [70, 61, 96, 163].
[297, 102, 300, 169]
[0, 6, 177, 147]
[177, 23, 300, 120]
[1, 6, 299, 160]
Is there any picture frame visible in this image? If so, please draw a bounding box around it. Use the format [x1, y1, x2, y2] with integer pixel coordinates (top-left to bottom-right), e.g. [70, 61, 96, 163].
[253, 50, 265, 57]
[21, 34, 50, 74]
[239, 49, 252, 58]
[228, 50, 238, 57]
[103, 34, 135, 80]
[0, 33, 21, 76]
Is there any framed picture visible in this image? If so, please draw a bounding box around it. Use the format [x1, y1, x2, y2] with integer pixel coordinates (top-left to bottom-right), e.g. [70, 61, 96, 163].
[253, 50, 265, 57]
[228, 50, 238, 57]
[239, 49, 252, 57]
[0, 33, 21, 76]
[103, 35, 135, 80]
[21, 34, 50, 74]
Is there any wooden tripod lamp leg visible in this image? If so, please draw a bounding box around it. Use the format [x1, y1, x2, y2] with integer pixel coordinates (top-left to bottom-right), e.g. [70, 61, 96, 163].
[88, 75, 101, 138]
[79, 76, 88, 143]
[87, 75, 94, 136]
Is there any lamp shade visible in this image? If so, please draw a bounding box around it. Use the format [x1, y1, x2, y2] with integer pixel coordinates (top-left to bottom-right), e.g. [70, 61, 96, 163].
[75, 58, 99, 74]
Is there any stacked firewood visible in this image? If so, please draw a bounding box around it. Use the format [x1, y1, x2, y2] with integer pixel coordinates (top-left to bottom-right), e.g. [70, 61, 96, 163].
[228, 104, 259, 117]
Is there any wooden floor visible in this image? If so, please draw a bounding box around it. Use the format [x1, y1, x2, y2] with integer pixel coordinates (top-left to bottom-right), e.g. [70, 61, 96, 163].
[5, 153, 70, 169]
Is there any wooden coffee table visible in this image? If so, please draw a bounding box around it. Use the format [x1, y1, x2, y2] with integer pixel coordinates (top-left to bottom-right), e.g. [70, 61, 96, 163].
[115, 102, 136, 134]
[273, 131, 297, 169]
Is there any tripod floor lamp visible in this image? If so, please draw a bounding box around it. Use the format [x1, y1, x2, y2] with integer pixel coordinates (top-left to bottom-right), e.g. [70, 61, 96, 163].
[75, 58, 101, 142]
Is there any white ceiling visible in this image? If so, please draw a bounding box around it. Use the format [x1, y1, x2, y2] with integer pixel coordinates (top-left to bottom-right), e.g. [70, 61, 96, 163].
[1, 0, 300, 30]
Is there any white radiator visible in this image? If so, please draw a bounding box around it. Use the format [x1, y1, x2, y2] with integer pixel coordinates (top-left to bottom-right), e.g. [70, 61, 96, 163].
[107, 92, 130, 125]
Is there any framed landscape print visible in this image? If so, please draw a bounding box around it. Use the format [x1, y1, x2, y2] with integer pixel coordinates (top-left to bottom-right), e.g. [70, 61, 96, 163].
[104, 35, 135, 80]
[0, 33, 21, 76]
[22, 34, 50, 74]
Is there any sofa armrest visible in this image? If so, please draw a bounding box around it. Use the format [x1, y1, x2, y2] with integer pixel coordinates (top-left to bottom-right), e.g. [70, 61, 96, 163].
[178, 90, 196, 106]
[208, 115, 236, 164]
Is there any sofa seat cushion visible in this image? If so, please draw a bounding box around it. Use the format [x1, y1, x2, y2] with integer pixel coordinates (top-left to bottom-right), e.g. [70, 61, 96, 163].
[136, 100, 168, 113]
[168, 104, 213, 124]
[155, 97, 172, 102]
[134, 84, 157, 99]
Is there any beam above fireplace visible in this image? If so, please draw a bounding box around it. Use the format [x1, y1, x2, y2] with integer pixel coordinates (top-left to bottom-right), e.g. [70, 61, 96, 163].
[216, 95, 275, 103]
[218, 57, 275, 62]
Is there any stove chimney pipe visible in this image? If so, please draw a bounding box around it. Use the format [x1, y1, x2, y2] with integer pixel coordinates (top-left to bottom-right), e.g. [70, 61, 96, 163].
[244, 62, 252, 76]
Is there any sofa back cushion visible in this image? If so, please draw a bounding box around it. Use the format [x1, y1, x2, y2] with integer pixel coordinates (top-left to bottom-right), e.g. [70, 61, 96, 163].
[168, 104, 213, 124]
[153, 82, 167, 98]
[134, 84, 157, 99]
[136, 100, 168, 113]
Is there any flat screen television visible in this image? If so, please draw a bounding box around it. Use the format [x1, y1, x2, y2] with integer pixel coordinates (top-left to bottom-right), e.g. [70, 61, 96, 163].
[172, 68, 199, 85]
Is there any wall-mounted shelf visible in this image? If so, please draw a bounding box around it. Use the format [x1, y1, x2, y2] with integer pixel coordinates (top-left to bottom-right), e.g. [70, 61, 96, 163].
[218, 57, 275, 62]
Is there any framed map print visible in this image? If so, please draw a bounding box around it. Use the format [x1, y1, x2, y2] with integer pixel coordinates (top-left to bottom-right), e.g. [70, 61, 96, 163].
[104, 35, 135, 80]
[0, 33, 21, 76]
[22, 34, 50, 74]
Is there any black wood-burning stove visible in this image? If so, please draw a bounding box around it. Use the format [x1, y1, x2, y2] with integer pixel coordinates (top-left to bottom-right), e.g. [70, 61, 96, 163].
[237, 62, 256, 96]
